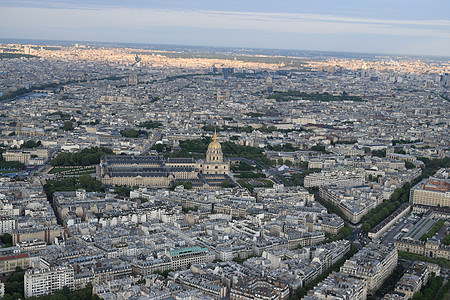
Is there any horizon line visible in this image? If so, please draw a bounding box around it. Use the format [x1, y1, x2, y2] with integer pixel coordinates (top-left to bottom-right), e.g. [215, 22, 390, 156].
[1, 37, 449, 60]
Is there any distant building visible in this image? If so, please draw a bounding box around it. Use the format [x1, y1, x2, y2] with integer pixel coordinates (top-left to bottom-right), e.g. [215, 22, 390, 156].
[319, 186, 381, 224]
[12, 225, 65, 245]
[98, 95, 135, 104]
[304, 169, 365, 188]
[395, 238, 450, 260]
[0, 253, 30, 274]
[100, 131, 231, 189]
[167, 246, 210, 269]
[368, 204, 411, 240]
[128, 73, 138, 86]
[216, 88, 230, 101]
[386, 153, 416, 162]
[15, 120, 44, 137]
[410, 169, 450, 207]
[3, 148, 48, 165]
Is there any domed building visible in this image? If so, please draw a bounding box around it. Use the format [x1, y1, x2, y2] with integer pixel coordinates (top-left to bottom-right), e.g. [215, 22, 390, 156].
[200, 130, 229, 175]
[100, 130, 231, 189]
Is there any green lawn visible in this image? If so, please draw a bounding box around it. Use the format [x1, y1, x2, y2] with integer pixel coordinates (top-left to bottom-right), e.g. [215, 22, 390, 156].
[0, 170, 20, 174]
[50, 166, 96, 174]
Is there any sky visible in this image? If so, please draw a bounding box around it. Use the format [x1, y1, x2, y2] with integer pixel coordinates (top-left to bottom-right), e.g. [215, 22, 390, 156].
[0, 0, 449, 56]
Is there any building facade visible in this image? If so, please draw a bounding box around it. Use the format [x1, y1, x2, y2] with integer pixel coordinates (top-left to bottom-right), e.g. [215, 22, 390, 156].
[100, 132, 231, 188]
[410, 169, 450, 207]
[168, 246, 210, 269]
[24, 265, 74, 298]
[0, 253, 30, 274]
[340, 243, 398, 294]
[395, 238, 450, 260]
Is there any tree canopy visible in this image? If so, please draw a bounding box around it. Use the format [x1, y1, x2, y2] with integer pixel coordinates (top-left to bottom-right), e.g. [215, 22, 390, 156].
[51, 147, 113, 166]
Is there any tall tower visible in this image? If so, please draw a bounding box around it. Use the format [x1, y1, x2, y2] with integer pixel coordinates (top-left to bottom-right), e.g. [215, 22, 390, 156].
[206, 130, 223, 163]
[216, 88, 221, 101]
[129, 74, 138, 86]
[15, 119, 23, 136]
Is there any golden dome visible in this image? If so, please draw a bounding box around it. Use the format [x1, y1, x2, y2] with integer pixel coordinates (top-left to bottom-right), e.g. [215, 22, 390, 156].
[208, 129, 222, 150]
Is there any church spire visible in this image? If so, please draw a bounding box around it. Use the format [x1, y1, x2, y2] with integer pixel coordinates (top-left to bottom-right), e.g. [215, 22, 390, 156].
[213, 128, 217, 142]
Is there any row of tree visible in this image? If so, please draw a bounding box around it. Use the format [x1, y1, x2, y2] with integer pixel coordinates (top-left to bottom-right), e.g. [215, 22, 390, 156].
[359, 156, 450, 233]
[20, 140, 42, 148]
[443, 234, 450, 245]
[51, 147, 113, 166]
[398, 251, 450, 269]
[311, 188, 349, 223]
[137, 120, 162, 129]
[421, 219, 445, 241]
[44, 175, 104, 199]
[266, 143, 301, 152]
[412, 274, 444, 300]
[119, 129, 148, 138]
[268, 91, 364, 102]
[231, 161, 259, 171]
[289, 244, 359, 300]
[361, 182, 411, 232]
[0, 160, 25, 170]
[234, 172, 266, 178]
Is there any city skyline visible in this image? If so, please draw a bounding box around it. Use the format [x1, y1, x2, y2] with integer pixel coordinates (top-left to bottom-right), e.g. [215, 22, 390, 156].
[1, 0, 450, 56]
[0, 1, 449, 299]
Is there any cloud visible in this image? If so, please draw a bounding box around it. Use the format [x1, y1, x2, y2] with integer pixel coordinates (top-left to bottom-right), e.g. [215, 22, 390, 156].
[1, 5, 449, 55]
[1, 6, 449, 39]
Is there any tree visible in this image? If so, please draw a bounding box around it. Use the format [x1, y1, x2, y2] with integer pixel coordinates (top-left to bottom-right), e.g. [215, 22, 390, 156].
[405, 161, 415, 169]
[362, 222, 372, 232]
[137, 121, 162, 129]
[21, 140, 41, 149]
[339, 226, 352, 238]
[372, 149, 386, 158]
[62, 121, 74, 131]
[170, 181, 193, 190]
[114, 185, 132, 197]
[51, 147, 113, 166]
[236, 161, 257, 171]
[443, 234, 450, 245]
[78, 174, 91, 186]
[233, 257, 244, 264]
[2, 233, 12, 246]
[78, 174, 102, 191]
[120, 129, 140, 138]
[220, 181, 231, 188]
[183, 182, 193, 189]
[152, 143, 168, 153]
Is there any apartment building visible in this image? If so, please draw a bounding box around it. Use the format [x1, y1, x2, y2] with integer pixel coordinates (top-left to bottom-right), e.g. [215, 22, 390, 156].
[24, 265, 74, 298]
[410, 172, 450, 207]
[340, 243, 398, 294]
[168, 246, 210, 269]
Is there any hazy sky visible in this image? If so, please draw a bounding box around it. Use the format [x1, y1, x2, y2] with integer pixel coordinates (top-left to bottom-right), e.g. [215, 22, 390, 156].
[1, 0, 449, 56]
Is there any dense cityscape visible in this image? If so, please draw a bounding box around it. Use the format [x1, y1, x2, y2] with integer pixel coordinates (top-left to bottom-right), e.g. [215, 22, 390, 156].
[0, 40, 449, 300]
